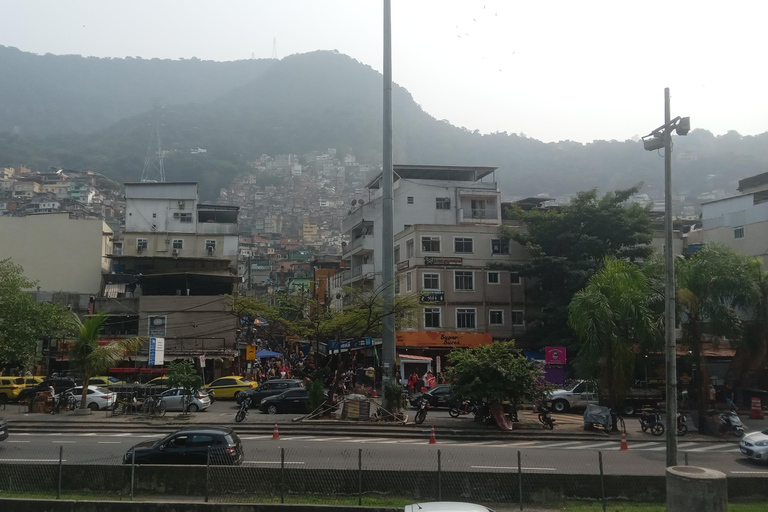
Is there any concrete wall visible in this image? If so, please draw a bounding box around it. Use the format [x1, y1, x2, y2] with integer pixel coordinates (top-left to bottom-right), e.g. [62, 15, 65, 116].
[0, 213, 111, 294]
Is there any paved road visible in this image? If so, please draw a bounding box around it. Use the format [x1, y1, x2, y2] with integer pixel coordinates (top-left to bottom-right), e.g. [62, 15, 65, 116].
[2, 432, 766, 476]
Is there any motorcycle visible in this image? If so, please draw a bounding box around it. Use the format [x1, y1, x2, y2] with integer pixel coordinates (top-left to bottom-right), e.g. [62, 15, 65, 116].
[535, 403, 555, 430]
[449, 399, 474, 418]
[719, 410, 744, 437]
[677, 412, 688, 437]
[473, 402, 494, 425]
[639, 409, 665, 436]
[414, 398, 429, 425]
[235, 397, 252, 423]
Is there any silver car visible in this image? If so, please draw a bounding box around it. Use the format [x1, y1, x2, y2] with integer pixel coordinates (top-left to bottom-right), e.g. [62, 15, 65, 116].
[160, 388, 211, 412]
[740, 428, 768, 462]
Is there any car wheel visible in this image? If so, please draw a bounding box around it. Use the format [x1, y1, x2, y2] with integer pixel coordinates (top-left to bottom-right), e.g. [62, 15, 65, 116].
[552, 400, 570, 413]
[267, 405, 278, 415]
[88, 402, 99, 411]
[622, 404, 635, 416]
[187, 403, 199, 413]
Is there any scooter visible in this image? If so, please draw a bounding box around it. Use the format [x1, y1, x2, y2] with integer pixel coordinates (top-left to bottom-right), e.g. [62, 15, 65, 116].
[535, 403, 555, 430]
[639, 409, 665, 436]
[719, 409, 744, 437]
[414, 398, 429, 425]
[677, 412, 688, 436]
[235, 397, 251, 423]
[449, 399, 474, 418]
[474, 402, 494, 425]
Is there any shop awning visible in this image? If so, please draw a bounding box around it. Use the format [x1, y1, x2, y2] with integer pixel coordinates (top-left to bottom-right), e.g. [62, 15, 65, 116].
[104, 283, 126, 298]
[255, 349, 283, 358]
[398, 354, 433, 361]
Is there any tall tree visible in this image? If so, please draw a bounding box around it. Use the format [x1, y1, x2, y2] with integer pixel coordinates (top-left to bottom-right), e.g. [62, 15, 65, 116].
[568, 258, 661, 411]
[0, 258, 71, 368]
[731, 259, 768, 387]
[69, 311, 145, 411]
[501, 186, 654, 350]
[675, 244, 752, 429]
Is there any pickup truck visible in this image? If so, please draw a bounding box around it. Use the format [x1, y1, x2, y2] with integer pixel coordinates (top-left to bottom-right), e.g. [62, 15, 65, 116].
[547, 380, 663, 415]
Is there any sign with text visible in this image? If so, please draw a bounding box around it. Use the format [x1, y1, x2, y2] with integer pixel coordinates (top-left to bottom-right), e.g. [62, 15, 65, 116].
[148, 315, 167, 337]
[245, 345, 256, 361]
[148, 337, 165, 366]
[419, 291, 445, 303]
[424, 256, 462, 267]
[397, 260, 410, 271]
[396, 331, 492, 348]
[545, 346, 566, 364]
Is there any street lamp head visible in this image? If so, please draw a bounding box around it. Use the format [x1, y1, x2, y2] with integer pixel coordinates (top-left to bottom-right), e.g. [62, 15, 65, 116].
[643, 136, 665, 151]
[676, 117, 691, 136]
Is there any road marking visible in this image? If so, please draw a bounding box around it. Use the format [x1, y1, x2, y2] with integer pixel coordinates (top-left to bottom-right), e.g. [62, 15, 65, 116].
[688, 444, 736, 452]
[0, 459, 67, 462]
[6, 440, 30, 443]
[98, 441, 122, 444]
[565, 441, 616, 450]
[280, 436, 317, 441]
[346, 438, 388, 443]
[731, 471, 768, 474]
[535, 441, 584, 449]
[501, 441, 538, 447]
[623, 442, 663, 451]
[54, 441, 76, 444]
[244, 461, 305, 465]
[471, 465, 557, 471]
[241, 435, 273, 440]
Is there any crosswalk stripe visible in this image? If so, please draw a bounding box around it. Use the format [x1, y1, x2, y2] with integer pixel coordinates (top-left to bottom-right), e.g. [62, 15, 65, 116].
[688, 444, 736, 452]
[532, 441, 584, 449]
[564, 441, 616, 450]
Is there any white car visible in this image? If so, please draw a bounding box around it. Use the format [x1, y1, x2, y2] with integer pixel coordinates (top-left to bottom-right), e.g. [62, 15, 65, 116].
[404, 503, 494, 512]
[67, 386, 117, 411]
[739, 428, 768, 462]
[160, 388, 212, 412]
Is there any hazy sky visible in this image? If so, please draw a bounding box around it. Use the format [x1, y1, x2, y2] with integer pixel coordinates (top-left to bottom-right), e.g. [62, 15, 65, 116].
[2, 0, 766, 143]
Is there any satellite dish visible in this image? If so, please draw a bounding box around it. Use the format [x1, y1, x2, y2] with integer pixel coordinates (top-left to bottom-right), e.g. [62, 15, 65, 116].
[351, 199, 357, 206]
[358, 199, 365, 205]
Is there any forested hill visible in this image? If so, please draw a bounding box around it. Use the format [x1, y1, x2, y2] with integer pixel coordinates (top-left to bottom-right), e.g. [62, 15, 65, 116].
[1, 45, 768, 202]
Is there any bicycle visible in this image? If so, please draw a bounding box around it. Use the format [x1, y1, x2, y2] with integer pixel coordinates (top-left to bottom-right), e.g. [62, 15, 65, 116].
[142, 394, 167, 418]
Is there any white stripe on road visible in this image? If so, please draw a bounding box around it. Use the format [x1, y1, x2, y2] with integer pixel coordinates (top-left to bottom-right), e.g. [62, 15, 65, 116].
[564, 441, 617, 450]
[472, 465, 557, 471]
[0, 459, 67, 462]
[731, 471, 768, 474]
[500, 441, 538, 447]
[244, 461, 305, 465]
[97, 441, 122, 444]
[534, 441, 584, 449]
[54, 441, 76, 444]
[688, 444, 736, 452]
[6, 440, 30, 443]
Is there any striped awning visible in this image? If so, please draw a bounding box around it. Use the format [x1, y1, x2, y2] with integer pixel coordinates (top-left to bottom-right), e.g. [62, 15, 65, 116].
[104, 283, 126, 298]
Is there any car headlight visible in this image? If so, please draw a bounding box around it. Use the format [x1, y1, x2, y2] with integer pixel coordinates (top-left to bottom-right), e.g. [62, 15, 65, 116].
[261, 399, 267, 404]
[754, 441, 768, 447]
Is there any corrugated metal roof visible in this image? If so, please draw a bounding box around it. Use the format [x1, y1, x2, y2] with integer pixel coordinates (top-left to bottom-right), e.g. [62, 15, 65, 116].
[125, 182, 198, 200]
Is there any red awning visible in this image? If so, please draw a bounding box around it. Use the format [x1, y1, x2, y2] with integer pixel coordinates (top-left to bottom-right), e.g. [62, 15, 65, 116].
[397, 354, 433, 361]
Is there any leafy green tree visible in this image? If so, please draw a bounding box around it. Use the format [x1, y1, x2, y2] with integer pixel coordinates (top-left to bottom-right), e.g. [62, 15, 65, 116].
[447, 341, 549, 407]
[500, 186, 654, 350]
[730, 259, 768, 386]
[568, 258, 661, 411]
[69, 311, 145, 411]
[0, 258, 72, 367]
[166, 360, 203, 413]
[675, 244, 752, 427]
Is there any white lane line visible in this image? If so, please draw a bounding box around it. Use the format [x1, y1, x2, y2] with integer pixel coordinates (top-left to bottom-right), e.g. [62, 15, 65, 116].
[6, 440, 30, 443]
[240, 435, 272, 440]
[97, 441, 122, 444]
[54, 441, 76, 444]
[533, 441, 584, 449]
[0, 459, 67, 462]
[676, 442, 699, 449]
[500, 441, 538, 447]
[471, 465, 557, 471]
[731, 471, 768, 474]
[280, 436, 317, 441]
[688, 444, 735, 452]
[244, 461, 305, 465]
[565, 441, 617, 450]
[345, 438, 389, 443]
[112, 433, 133, 437]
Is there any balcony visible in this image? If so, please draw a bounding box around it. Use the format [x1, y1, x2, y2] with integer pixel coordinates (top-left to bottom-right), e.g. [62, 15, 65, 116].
[197, 222, 239, 235]
[345, 234, 375, 256]
[343, 263, 375, 284]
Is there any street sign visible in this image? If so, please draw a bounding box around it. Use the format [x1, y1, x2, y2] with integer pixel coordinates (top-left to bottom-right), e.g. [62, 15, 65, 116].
[246, 345, 256, 361]
[148, 337, 165, 366]
[199, 355, 206, 368]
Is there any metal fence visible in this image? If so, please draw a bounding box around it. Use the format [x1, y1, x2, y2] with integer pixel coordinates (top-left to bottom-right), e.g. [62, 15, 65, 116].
[0, 443, 764, 508]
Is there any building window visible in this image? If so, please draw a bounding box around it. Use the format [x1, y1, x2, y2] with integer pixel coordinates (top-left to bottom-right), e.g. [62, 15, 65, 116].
[172, 239, 183, 250]
[489, 310, 504, 326]
[456, 308, 476, 329]
[734, 226, 745, 239]
[471, 199, 487, 218]
[407, 196, 414, 204]
[152, 213, 157, 218]
[422, 236, 441, 252]
[395, 277, 400, 295]
[511, 273, 521, 285]
[406, 272, 413, 292]
[179, 212, 193, 223]
[394, 245, 400, 264]
[406, 239, 414, 258]
[491, 238, 509, 254]
[205, 240, 216, 252]
[137, 238, 148, 251]
[425, 308, 441, 328]
[436, 197, 451, 210]
[487, 271, 500, 284]
[454, 271, 474, 291]
[454, 237, 473, 253]
[423, 273, 440, 290]
[511, 310, 525, 326]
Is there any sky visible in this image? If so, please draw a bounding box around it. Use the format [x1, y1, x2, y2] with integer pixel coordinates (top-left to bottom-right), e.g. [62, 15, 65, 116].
[1, 0, 767, 143]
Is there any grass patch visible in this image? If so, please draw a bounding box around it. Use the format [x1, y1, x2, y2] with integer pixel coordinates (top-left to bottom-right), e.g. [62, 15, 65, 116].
[561, 502, 768, 512]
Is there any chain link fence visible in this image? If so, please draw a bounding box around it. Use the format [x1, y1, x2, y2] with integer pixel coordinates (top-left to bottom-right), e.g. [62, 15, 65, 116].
[0, 441, 765, 507]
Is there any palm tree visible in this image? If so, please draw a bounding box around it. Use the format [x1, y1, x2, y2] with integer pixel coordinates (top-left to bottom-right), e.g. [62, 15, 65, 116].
[675, 244, 752, 430]
[568, 258, 660, 413]
[69, 311, 145, 411]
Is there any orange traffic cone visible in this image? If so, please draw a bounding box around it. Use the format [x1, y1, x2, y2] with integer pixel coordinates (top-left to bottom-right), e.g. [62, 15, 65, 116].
[372, 388, 378, 398]
[272, 423, 280, 440]
[620, 432, 629, 451]
[429, 426, 437, 444]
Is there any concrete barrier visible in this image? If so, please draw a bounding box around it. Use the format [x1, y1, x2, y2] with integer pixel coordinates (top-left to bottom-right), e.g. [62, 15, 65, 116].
[667, 466, 727, 512]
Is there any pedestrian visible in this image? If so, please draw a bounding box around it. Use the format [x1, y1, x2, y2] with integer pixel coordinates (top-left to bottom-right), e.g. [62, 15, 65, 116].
[724, 383, 735, 410]
[709, 384, 717, 410]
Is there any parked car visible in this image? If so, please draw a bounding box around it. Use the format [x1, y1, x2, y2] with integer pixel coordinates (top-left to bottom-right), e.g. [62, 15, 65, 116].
[66, 386, 117, 411]
[160, 388, 212, 412]
[739, 428, 768, 462]
[546, 380, 664, 415]
[201, 376, 254, 399]
[17, 378, 77, 402]
[88, 376, 126, 387]
[236, 378, 304, 404]
[22, 376, 46, 387]
[0, 417, 8, 442]
[122, 427, 243, 465]
[258, 388, 309, 414]
[408, 384, 454, 409]
[0, 376, 26, 402]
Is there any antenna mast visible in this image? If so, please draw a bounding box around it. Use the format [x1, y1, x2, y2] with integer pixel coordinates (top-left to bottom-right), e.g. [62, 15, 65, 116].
[141, 103, 165, 183]
[272, 38, 278, 59]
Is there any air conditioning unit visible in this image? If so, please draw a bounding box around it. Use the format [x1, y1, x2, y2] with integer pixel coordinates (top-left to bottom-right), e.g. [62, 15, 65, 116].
[172, 248, 179, 256]
[207, 246, 214, 253]
[137, 247, 143, 253]
[173, 212, 180, 218]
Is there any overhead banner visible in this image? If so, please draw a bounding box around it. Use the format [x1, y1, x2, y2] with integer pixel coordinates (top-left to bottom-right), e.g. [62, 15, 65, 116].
[396, 331, 492, 348]
[148, 337, 165, 366]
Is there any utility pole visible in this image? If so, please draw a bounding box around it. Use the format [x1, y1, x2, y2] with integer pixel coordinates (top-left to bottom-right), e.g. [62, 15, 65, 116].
[380, 0, 395, 385]
[663, 87, 678, 467]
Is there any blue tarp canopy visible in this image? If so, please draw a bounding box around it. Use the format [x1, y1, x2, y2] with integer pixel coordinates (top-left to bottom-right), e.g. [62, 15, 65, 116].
[255, 349, 283, 358]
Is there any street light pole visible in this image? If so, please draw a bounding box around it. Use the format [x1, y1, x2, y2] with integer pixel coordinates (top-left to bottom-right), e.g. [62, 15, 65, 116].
[663, 87, 678, 468]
